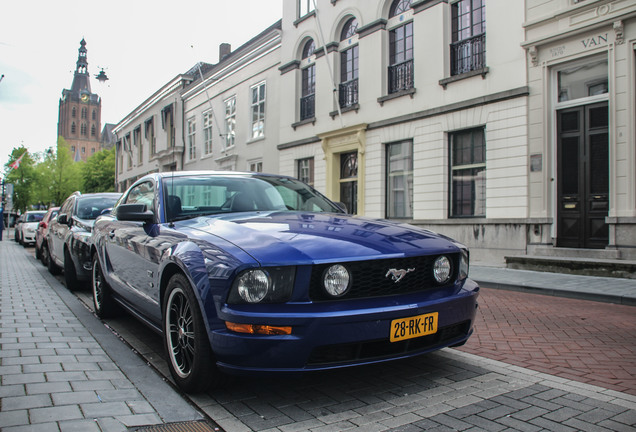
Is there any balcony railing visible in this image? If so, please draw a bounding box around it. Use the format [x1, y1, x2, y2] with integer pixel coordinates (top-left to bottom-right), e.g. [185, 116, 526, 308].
[451, 33, 486, 76]
[300, 94, 315, 121]
[388, 59, 414, 94]
[339, 79, 359, 108]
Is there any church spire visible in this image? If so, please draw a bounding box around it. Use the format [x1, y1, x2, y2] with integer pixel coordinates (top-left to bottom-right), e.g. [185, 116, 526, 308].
[71, 38, 91, 94]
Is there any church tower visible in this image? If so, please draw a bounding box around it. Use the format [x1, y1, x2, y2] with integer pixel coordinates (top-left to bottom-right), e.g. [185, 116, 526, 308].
[57, 39, 102, 161]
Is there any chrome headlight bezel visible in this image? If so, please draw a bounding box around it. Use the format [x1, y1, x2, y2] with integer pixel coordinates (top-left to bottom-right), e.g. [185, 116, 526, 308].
[322, 264, 351, 298]
[227, 267, 295, 304]
[433, 255, 452, 284]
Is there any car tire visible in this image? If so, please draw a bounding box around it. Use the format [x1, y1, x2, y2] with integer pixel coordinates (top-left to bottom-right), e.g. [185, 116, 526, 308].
[163, 273, 219, 393]
[47, 246, 62, 275]
[40, 242, 50, 267]
[64, 249, 80, 291]
[92, 254, 118, 318]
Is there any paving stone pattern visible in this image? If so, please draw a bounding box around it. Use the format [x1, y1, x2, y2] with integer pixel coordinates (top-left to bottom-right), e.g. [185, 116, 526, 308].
[458, 288, 636, 396]
[0, 239, 201, 431]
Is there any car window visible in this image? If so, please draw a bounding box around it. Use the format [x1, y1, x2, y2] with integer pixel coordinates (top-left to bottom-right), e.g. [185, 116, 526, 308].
[125, 181, 154, 209]
[162, 174, 341, 221]
[26, 213, 44, 222]
[61, 197, 75, 216]
[76, 196, 121, 220]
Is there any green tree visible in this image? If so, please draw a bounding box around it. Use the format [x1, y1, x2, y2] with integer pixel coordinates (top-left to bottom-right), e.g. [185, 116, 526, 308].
[5, 146, 37, 212]
[82, 147, 115, 192]
[48, 137, 82, 205]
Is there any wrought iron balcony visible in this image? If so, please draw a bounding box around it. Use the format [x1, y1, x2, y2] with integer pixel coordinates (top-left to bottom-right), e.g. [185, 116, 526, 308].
[339, 79, 359, 109]
[451, 34, 486, 76]
[388, 59, 414, 94]
[300, 94, 315, 121]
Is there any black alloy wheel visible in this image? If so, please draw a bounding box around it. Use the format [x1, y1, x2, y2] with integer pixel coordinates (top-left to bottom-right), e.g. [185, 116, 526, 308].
[92, 254, 117, 318]
[163, 273, 217, 393]
[64, 249, 80, 291]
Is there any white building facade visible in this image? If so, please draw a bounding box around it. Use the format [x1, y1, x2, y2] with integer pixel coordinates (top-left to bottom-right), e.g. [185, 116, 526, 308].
[523, 0, 636, 260]
[113, 0, 636, 264]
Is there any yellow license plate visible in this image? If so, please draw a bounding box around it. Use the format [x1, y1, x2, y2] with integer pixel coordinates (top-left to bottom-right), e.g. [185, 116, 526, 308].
[390, 312, 438, 342]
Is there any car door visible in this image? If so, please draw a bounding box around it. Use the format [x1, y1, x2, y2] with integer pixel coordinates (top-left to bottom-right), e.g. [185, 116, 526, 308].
[105, 181, 164, 320]
[49, 196, 75, 266]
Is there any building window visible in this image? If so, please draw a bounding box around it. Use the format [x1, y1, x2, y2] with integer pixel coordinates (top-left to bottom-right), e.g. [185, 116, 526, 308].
[557, 57, 608, 103]
[297, 157, 314, 186]
[187, 117, 196, 160]
[251, 82, 266, 139]
[298, 0, 314, 18]
[71, 122, 76, 134]
[92, 110, 96, 120]
[388, 0, 413, 94]
[71, 145, 75, 153]
[72, 107, 76, 118]
[134, 127, 142, 165]
[146, 118, 156, 155]
[339, 18, 359, 109]
[340, 151, 358, 215]
[224, 96, 236, 149]
[386, 141, 413, 219]
[81, 123, 87, 136]
[81, 107, 87, 119]
[249, 160, 263, 172]
[451, 0, 486, 76]
[91, 125, 96, 137]
[450, 128, 486, 217]
[117, 141, 123, 173]
[81, 147, 85, 154]
[300, 39, 316, 121]
[203, 111, 213, 155]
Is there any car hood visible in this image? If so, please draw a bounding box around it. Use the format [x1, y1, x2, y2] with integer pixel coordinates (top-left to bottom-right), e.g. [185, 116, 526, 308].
[181, 212, 461, 266]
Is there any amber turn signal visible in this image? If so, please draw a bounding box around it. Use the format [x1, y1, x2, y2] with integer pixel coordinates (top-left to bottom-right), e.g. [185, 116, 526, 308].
[226, 322, 292, 335]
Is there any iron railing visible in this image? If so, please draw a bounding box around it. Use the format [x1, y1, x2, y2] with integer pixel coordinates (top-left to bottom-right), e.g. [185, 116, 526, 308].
[451, 33, 486, 76]
[300, 94, 315, 120]
[388, 59, 414, 94]
[339, 79, 359, 108]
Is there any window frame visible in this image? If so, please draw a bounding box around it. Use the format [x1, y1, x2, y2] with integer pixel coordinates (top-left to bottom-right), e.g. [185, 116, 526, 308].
[187, 116, 197, 161]
[224, 96, 236, 150]
[203, 110, 213, 155]
[250, 82, 266, 139]
[297, 157, 315, 187]
[385, 140, 413, 219]
[298, 0, 315, 19]
[450, 0, 486, 76]
[449, 127, 486, 218]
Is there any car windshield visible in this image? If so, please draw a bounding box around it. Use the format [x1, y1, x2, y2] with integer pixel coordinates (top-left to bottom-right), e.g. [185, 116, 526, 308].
[163, 174, 342, 221]
[76, 197, 120, 220]
[26, 213, 45, 222]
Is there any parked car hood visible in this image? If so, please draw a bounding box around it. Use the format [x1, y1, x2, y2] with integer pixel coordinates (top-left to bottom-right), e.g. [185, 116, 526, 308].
[181, 212, 461, 265]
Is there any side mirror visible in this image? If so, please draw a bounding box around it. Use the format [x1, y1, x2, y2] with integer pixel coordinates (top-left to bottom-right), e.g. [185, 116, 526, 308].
[57, 214, 69, 225]
[116, 203, 154, 223]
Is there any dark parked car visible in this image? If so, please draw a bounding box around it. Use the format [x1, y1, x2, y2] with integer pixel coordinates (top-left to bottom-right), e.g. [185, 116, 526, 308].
[35, 207, 59, 265]
[14, 210, 47, 245]
[46, 192, 121, 290]
[91, 171, 479, 392]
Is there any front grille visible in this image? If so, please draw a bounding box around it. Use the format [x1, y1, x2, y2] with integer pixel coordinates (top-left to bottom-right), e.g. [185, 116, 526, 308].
[309, 253, 460, 301]
[307, 321, 470, 366]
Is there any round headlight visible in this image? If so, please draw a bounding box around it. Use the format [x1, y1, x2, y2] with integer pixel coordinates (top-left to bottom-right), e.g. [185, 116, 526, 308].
[433, 256, 452, 284]
[237, 270, 270, 303]
[322, 264, 351, 297]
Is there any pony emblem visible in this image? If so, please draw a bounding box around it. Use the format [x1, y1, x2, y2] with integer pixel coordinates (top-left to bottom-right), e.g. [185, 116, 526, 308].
[385, 268, 415, 283]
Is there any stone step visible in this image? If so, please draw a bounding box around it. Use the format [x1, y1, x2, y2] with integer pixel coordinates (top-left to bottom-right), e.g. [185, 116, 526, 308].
[504, 255, 636, 279]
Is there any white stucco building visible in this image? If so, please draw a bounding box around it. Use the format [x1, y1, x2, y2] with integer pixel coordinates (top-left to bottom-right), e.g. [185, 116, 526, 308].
[112, 0, 636, 265]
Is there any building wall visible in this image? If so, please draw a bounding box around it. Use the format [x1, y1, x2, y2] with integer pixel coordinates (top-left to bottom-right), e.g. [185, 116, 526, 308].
[523, 0, 636, 258]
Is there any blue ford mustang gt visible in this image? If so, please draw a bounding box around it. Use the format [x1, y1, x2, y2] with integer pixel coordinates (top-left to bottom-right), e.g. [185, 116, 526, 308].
[91, 171, 479, 392]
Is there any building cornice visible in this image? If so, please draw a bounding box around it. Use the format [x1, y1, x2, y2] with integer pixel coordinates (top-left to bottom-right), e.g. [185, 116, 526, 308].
[357, 19, 387, 38]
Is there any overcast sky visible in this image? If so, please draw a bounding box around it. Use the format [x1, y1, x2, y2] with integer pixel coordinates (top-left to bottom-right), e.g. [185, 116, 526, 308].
[0, 0, 283, 172]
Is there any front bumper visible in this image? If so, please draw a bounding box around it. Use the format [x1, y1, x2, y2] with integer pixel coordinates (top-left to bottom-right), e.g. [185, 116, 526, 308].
[211, 279, 479, 374]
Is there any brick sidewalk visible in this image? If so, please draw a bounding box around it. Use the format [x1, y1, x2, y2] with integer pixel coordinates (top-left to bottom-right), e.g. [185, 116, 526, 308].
[458, 288, 636, 396]
[0, 237, 204, 431]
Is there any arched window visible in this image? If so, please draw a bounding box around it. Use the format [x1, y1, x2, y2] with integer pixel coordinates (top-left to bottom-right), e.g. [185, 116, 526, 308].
[72, 107, 76, 118]
[81, 123, 87, 136]
[300, 39, 316, 121]
[388, 0, 414, 94]
[81, 107, 87, 119]
[92, 110, 96, 120]
[389, 0, 411, 17]
[340, 17, 358, 41]
[71, 122, 76, 134]
[302, 39, 315, 59]
[91, 125, 96, 136]
[339, 17, 359, 108]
